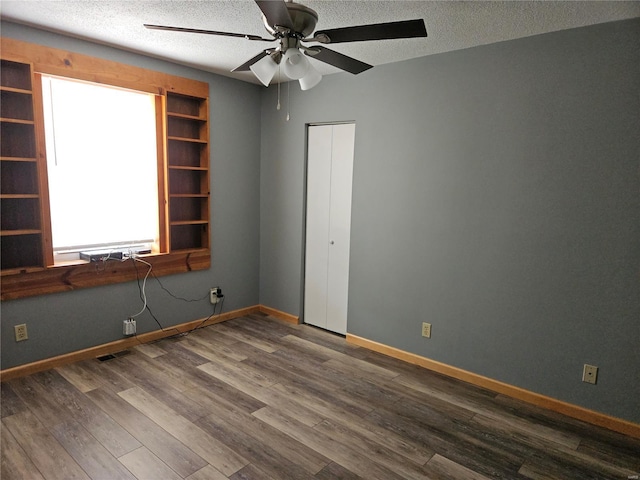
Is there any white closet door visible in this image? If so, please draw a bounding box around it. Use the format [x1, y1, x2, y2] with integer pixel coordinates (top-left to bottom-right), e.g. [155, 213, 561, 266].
[304, 125, 332, 330]
[304, 123, 355, 334]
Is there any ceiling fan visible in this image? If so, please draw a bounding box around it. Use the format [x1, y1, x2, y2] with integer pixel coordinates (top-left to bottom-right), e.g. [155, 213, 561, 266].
[145, 0, 427, 90]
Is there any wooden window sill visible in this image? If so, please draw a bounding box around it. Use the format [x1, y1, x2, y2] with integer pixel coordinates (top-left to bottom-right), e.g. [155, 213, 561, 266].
[0, 249, 210, 300]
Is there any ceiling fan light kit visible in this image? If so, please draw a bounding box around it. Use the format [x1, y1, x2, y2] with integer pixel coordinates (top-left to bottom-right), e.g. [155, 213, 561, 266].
[144, 0, 428, 91]
[299, 65, 322, 91]
[282, 48, 310, 80]
[249, 54, 279, 86]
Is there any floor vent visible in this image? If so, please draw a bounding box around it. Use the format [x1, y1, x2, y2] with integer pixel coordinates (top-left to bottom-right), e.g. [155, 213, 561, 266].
[96, 350, 131, 362]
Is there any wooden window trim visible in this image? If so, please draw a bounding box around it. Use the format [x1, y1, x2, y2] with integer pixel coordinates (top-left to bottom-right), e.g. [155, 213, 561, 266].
[1, 37, 210, 301]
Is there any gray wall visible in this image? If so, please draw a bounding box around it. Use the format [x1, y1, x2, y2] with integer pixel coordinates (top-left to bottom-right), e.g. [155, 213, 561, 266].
[259, 19, 640, 423]
[1, 22, 262, 369]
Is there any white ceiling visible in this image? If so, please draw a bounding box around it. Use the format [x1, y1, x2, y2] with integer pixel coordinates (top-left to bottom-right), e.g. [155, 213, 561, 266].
[2, 1, 639, 85]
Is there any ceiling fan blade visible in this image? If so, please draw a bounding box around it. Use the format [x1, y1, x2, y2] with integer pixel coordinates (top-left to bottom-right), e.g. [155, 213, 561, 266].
[231, 50, 271, 72]
[144, 24, 272, 41]
[305, 46, 372, 75]
[313, 19, 427, 44]
[254, 0, 294, 30]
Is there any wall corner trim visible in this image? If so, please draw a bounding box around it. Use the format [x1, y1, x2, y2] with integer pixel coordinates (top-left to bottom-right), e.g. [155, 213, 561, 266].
[257, 305, 300, 324]
[346, 333, 640, 439]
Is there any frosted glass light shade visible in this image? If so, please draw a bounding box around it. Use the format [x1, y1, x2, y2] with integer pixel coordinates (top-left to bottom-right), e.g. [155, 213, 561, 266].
[250, 55, 278, 86]
[282, 48, 310, 80]
[299, 64, 322, 90]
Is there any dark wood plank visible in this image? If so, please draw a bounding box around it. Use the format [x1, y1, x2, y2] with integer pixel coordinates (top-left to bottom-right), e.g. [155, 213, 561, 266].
[2, 410, 90, 480]
[103, 351, 213, 422]
[0, 381, 28, 418]
[314, 461, 362, 480]
[363, 407, 530, 479]
[228, 463, 273, 480]
[50, 420, 137, 480]
[86, 387, 208, 478]
[392, 372, 581, 449]
[8, 375, 77, 428]
[197, 396, 331, 474]
[1, 424, 45, 480]
[312, 419, 434, 480]
[197, 413, 317, 480]
[30, 370, 142, 457]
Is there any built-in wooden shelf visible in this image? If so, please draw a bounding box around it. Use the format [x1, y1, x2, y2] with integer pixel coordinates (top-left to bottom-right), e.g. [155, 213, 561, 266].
[0, 58, 45, 273]
[166, 92, 210, 252]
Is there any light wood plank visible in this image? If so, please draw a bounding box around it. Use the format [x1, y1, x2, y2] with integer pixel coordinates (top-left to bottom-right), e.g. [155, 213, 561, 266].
[197, 362, 324, 427]
[177, 335, 248, 362]
[425, 454, 493, 480]
[252, 406, 407, 480]
[86, 387, 208, 478]
[133, 343, 167, 358]
[118, 447, 182, 480]
[55, 362, 105, 393]
[185, 464, 229, 480]
[195, 396, 330, 474]
[212, 323, 279, 353]
[323, 356, 400, 382]
[106, 353, 213, 422]
[118, 387, 248, 477]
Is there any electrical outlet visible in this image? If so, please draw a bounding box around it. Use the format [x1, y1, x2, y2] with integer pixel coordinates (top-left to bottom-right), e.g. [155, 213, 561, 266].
[123, 318, 136, 336]
[582, 364, 598, 385]
[210, 287, 222, 305]
[14, 324, 28, 342]
[421, 322, 432, 338]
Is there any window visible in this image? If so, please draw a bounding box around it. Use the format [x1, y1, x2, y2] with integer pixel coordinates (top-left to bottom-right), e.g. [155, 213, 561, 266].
[42, 75, 160, 261]
[0, 37, 211, 300]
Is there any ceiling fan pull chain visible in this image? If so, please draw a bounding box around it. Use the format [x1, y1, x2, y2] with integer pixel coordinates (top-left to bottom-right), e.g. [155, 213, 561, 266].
[277, 64, 281, 111]
[286, 80, 290, 121]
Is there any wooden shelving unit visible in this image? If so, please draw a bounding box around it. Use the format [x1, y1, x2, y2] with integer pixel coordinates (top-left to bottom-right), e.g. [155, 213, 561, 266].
[0, 59, 44, 273]
[166, 92, 210, 252]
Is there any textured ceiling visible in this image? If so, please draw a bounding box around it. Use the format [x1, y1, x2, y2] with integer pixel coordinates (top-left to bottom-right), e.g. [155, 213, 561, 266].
[2, 1, 639, 85]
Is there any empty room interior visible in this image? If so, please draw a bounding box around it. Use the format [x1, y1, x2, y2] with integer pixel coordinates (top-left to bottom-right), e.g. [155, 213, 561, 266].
[1, 1, 639, 479]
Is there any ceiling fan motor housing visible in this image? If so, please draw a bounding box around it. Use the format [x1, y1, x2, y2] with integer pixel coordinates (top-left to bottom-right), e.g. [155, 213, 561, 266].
[262, 2, 318, 38]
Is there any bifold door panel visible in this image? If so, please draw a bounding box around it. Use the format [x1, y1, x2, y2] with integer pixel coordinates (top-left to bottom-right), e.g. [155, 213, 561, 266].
[304, 123, 355, 334]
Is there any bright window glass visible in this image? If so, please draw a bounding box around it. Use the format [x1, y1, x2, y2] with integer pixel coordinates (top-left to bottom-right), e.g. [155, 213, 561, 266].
[41, 75, 159, 256]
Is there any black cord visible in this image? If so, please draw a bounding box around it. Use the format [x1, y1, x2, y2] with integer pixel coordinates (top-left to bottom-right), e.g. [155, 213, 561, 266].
[180, 296, 225, 338]
[129, 256, 223, 341]
[151, 270, 209, 302]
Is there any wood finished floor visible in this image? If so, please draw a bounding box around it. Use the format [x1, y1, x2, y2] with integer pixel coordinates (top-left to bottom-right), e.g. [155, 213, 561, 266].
[2, 314, 639, 480]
